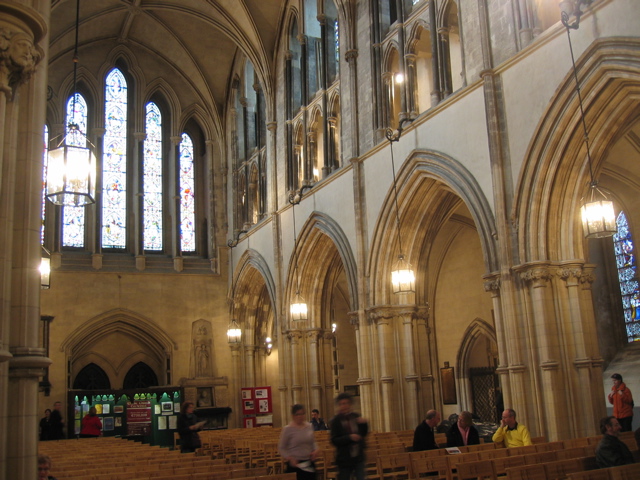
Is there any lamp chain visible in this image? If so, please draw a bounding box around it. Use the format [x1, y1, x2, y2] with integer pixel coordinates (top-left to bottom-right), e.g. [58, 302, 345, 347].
[389, 141, 404, 257]
[565, 18, 595, 186]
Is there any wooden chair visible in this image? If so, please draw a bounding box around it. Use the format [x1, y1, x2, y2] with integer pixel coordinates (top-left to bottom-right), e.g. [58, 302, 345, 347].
[608, 463, 640, 480]
[456, 460, 496, 480]
[230, 467, 269, 478]
[556, 447, 591, 460]
[503, 464, 546, 480]
[481, 448, 508, 460]
[377, 452, 411, 480]
[530, 437, 547, 445]
[411, 455, 451, 480]
[566, 470, 611, 480]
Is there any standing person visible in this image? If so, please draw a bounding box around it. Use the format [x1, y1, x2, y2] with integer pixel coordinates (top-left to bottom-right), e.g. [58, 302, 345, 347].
[38, 455, 58, 480]
[596, 416, 635, 468]
[413, 410, 441, 451]
[311, 409, 328, 431]
[492, 409, 532, 448]
[177, 402, 202, 453]
[446, 411, 480, 447]
[39, 409, 52, 441]
[80, 406, 102, 438]
[49, 401, 64, 440]
[608, 373, 634, 432]
[330, 393, 368, 480]
[278, 404, 319, 480]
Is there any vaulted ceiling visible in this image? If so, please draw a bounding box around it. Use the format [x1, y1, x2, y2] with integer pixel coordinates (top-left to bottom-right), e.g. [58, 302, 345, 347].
[48, 0, 287, 136]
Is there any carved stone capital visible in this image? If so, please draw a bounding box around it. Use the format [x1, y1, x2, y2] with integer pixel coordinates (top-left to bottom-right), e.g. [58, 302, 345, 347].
[517, 263, 553, 286]
[345, 49, 358, 62]
[483, 274, 501, 293]
[0, 16, 43, 96]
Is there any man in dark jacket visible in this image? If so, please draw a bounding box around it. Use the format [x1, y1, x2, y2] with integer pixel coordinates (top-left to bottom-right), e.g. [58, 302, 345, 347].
[311, 409, 328, 431]
[49, 401, 65, 440]
[413, 410, 441, 451]
[329, 393, 368, 480]
[596, 416, 635, 468]
[446, 411, 480, 447]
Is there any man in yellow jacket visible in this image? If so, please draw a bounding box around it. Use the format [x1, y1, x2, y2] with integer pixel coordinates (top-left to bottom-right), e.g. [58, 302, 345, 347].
[492, 409, 532, 448]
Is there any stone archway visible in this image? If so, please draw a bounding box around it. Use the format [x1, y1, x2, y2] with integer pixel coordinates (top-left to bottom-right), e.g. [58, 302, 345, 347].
[60, 309, 176, 389]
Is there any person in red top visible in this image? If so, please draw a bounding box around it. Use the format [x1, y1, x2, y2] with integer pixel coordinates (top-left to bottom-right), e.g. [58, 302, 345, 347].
[80, 406, 102, 438]
[608, 373, 634, 432]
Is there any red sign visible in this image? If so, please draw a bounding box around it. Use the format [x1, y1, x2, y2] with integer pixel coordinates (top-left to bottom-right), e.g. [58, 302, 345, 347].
[126, 401, 152, 435]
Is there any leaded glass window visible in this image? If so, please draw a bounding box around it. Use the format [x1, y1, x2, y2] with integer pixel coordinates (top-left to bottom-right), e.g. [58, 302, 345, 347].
[613, 211, 640, 342]
[63, 93, 88, 248]
[143, 102, 163, 251]
[334, 20, 340, 65]
[102, 68, 128, 249]
[179, 133, 196, 252]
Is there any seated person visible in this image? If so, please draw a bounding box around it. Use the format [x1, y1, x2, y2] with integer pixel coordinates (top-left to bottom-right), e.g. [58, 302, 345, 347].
[596, 416, 635, 468]
[446, 411, 480, 447]
[492, 409, 532, 448]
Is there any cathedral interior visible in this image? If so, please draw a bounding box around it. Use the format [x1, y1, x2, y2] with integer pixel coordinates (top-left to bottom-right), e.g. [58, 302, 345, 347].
[1, 0, 640, 477]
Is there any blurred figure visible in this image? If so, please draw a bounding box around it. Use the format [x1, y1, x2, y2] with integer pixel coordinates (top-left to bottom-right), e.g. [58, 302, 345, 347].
[80, 406, 102, 438]
[49, 402, 64, 440]
[39, 409, 52, 441]
[446, 411, 480, 447]
[279, 404, 319, 480]
[177, 401, 202, 453]
[330, 393, 368, 480]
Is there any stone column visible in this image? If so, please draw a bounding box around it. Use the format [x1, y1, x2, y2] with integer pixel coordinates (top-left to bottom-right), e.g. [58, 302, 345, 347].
[229, 344, 242, 428]
[369, 307, 395, 431]
[169, 135, 181, 259]
[307, 329, 323, 411]
[404, 54, 417, 116]
[519, 263, 559, 439]
[244, 344, 256, 387]
[133, 131, 146, 269]
[0, 5, 48, 478]
[344, 49, 359, 157]
[307, 131, 317, 182]
[288, 330, 303, 404]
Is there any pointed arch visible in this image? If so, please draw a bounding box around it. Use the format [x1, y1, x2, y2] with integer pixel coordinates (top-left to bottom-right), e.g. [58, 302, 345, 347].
[515, 38, 640, 263]
[368, 150, 498, 306]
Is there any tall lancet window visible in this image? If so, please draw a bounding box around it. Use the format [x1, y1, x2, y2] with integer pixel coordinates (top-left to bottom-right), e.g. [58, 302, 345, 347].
[179, 133, 196, 252]
[63, 93, 89, 248]
[102, 68, 128, 249]
[613, 211, 640, 342]
[143, 102, 163, 251]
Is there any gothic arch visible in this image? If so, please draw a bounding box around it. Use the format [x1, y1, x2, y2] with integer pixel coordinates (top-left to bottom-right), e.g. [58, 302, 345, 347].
[368, 149, 498, 306]
[516, 38, 640, 263]
[60, 309, 176, 388]
[455, 318, 498, 413]
[285, 211, 358, 328]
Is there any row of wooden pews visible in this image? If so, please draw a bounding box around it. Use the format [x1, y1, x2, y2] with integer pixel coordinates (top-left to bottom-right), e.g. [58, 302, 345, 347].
[39, 428, 640, 480]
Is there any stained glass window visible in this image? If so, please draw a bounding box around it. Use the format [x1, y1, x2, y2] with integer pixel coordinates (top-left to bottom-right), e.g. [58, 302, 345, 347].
[334, 20, 340, 64]
[613, 211, 640, 342]
[62, 93, 88, 248]
[179, 133, 196, 252]
[143, 102, 163, 251]
[102, 68, 128, 249]
[42, 125, 48, 244]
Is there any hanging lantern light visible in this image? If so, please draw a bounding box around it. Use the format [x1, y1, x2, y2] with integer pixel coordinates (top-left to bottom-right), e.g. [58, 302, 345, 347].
[290, 292, 308, 321]
[580, 183, 616, 238]
[46, 125, 96, 206]
[391, 254, 415, 294]
[560, 2, 616, 239]
[227, 319, 242, 344]
[45, 0, 96, 207]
